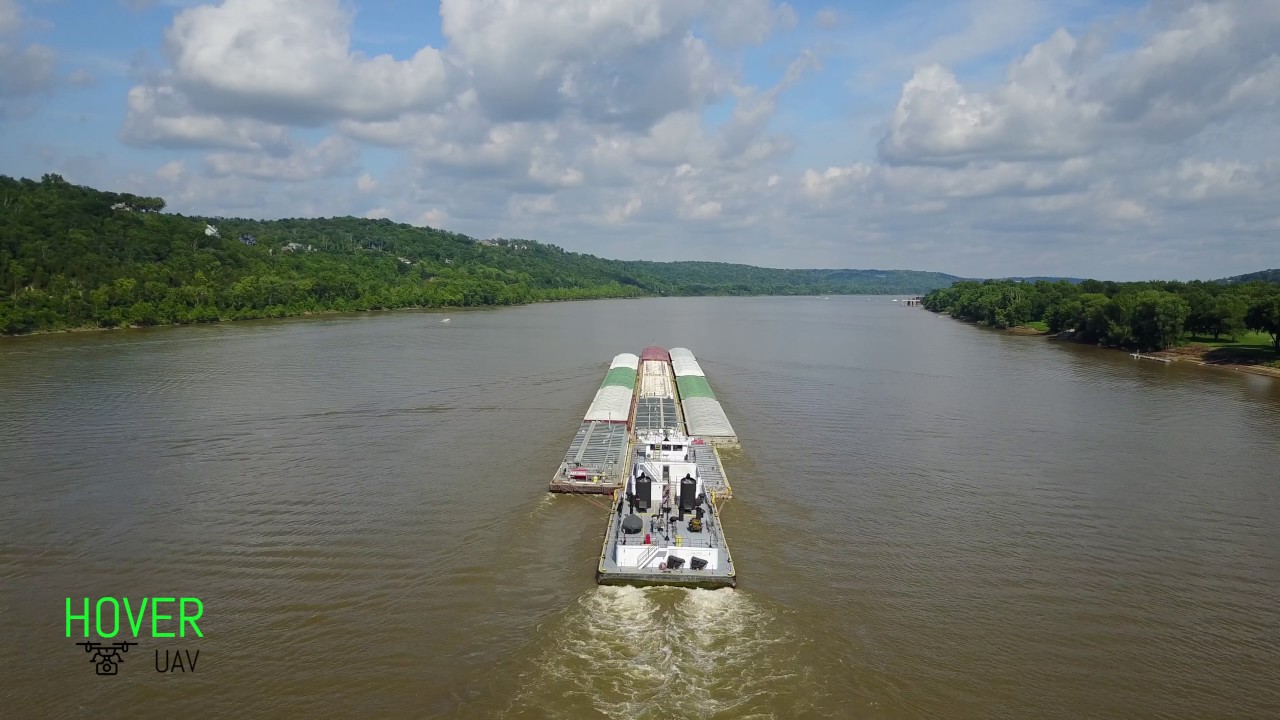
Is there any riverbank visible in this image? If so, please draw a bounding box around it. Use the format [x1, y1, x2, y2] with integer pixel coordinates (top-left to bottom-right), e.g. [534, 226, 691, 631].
[0, 296, 631, 339]
[1006, 325, 1280, 378]
[1, 304, 488, 339]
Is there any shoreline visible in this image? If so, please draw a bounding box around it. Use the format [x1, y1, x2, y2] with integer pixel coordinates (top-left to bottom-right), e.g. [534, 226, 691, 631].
[1, 292, 927, 340]
[0, 297, 622, 339]
[1003, 325, 1280, 379]
[1, 301, 494, 338]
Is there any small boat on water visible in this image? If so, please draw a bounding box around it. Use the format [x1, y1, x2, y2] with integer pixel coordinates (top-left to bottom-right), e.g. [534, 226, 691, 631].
[596, 427, 736, 588]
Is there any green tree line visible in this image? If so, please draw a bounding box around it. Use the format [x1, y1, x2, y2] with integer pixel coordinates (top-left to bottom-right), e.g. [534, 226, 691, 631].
[923, 278, 1280, 353]
[1, 174, 959, 335]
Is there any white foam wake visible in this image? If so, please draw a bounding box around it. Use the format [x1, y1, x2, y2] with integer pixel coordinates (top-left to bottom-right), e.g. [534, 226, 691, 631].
[506, 586, 821, 719]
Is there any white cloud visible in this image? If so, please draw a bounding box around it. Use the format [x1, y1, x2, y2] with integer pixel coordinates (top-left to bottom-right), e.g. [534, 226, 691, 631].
[909, 0, 1052, 70]
[416, 208, 447, 227]
[879, 30, 1104, 164]
[684, 199, 723, 220]
[510, 194, 558, 217]
[879, 2, 1280, 165]
[1102, 199, 1151, 225]
[86, 0, 1280, 279]
[1154, 159, 1269, 202]
[121, 83, 293, 150]
[439, 0, 730, 128]
[162, 0, 451, 124]
[605, 196, 642, 224]
[155, 159, 187, 183]
[203, 135, 359, 182]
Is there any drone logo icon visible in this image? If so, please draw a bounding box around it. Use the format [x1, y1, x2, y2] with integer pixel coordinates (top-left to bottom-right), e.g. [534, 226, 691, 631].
[76, 641, 138, 675]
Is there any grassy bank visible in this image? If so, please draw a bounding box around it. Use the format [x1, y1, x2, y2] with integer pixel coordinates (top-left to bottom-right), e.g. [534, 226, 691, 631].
[1158, 332, 1280, 374]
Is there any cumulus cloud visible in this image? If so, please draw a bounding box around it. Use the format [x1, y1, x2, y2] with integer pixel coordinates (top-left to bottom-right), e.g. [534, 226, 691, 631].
[203, 135, 359, 182]
[440, 0, 724, 128]
[93, 0, 1280, 278]
[879, 1, 1280, 165]
[123, 0, 801, 194]
[417, 208, 447, 227]
[155, 159, 187, 183]
[162, 0, 452, 124]
[121, 83, 293, 151]
[121, 0, 452, 155]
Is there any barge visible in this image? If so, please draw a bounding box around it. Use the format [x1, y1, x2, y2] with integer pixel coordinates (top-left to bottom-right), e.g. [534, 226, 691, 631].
[596, 347, 737, 588]
[548, 353, 638, 494]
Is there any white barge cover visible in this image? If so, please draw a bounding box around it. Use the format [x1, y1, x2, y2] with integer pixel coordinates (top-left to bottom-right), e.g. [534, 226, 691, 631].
[671, 356, 704, 377]
[681, 396, 736, 439]
[610, 353, 640, 370]
[669, 348, 737, 443]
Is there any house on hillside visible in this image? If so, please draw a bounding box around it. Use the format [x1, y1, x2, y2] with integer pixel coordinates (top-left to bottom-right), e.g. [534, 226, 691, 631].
[239, 234, 257, 246]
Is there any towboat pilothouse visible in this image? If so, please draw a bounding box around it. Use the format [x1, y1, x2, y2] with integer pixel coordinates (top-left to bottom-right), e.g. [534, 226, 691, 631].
[596, 428, 736, 588]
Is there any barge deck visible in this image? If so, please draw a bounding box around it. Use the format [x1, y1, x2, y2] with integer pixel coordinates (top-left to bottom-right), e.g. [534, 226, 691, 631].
[549, 353, 639, 494]
[548, 420, 631, 493]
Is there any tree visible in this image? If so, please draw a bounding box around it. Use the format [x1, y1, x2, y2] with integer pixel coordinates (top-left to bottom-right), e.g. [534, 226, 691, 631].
[1183, 286, 1214, 337]
[1245, 293, 1280, 350]
[1131, 290, 1189, 351]
[1206, 294, 1248, 340]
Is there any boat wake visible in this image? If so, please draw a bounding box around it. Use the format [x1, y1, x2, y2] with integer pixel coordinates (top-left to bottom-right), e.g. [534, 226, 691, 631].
[504, 586, 823, 719]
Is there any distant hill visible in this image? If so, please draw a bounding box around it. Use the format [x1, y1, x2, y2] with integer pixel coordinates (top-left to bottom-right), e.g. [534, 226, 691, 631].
[1218, 269, 1280, 284]
[611, 261, 960, 295]
[1003, 276, 1085, 284]
[0, 174, 959, 334]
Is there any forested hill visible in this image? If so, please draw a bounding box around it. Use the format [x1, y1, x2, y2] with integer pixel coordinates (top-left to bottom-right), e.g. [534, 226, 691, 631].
[1, 174, 958, 335]
[1220, 269, 1280, 284]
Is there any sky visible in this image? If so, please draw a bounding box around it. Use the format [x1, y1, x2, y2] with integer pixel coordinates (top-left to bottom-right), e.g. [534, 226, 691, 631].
[1, 0, 1278, 280]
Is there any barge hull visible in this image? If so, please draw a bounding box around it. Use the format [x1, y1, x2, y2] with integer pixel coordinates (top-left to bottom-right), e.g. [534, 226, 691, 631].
[596, 570, 736, 589]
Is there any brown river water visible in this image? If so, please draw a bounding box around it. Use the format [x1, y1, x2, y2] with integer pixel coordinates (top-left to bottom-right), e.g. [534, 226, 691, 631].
[1, 296, 1278, 719]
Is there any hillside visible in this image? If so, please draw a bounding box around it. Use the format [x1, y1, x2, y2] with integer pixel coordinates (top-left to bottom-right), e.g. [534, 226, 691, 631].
[0, 174, 958, 335]
[1220, 269, 1280, 284]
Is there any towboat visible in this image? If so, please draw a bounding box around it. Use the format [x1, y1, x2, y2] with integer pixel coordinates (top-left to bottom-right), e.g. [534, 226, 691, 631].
[596, 427, 736, 588]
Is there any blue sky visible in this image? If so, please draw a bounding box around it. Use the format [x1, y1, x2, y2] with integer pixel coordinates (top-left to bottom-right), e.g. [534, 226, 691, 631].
[2, 0, 1277, 280]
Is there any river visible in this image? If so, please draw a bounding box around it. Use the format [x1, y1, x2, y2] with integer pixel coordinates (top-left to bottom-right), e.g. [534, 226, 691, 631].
[2, 296, 1278, 719]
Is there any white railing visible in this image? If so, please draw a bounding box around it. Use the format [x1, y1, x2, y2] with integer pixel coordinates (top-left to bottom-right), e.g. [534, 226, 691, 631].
[636, 545, 661, 569]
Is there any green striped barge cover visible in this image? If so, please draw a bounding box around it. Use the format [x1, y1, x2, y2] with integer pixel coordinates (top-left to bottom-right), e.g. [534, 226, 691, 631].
[601, 366, 636, 391]
[676, 374, 716, 400]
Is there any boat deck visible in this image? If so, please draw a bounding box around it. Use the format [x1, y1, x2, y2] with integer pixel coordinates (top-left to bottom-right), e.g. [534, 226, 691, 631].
[691, 443, 731, 498]
[549, 421, 631, 493]
[597, 497, 735, 588]
[622, 442, 730, 494]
